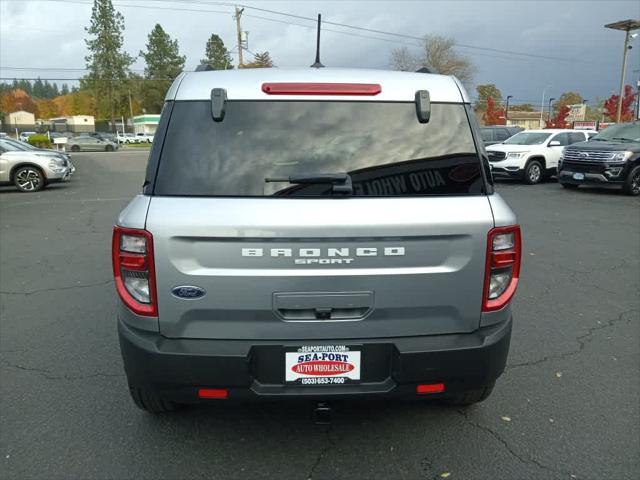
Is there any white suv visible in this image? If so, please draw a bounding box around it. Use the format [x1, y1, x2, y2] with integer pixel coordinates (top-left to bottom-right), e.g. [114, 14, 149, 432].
[486, 129, 591, 184]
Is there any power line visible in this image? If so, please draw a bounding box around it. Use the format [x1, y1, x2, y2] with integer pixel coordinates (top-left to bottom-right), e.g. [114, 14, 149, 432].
[32, 0, 609, 65]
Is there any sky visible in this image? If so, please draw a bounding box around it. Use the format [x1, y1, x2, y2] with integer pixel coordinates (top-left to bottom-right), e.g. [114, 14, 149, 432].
[1, 0, 639, 108]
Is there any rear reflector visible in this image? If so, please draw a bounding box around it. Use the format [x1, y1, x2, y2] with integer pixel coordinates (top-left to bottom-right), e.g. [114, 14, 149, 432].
[198, 388, 229, 399]
[262, 82, 382, 96]
[416, 383, 445, 394]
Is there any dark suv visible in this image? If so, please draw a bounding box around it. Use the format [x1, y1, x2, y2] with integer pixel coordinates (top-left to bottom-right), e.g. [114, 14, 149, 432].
[558, 121, 640, 195]
[480, 126, 523, 146]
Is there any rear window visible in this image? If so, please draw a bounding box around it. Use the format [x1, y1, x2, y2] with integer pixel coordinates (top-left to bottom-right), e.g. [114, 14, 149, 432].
[153, 101, 484, 197]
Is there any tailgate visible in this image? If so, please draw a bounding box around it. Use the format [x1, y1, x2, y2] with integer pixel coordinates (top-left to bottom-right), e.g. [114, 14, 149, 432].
[147, 196, 493, 340]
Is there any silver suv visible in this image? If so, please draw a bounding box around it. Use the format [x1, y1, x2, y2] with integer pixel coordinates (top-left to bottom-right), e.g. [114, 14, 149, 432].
[113, 68, 521, 413]
[0, 138, 72, 192]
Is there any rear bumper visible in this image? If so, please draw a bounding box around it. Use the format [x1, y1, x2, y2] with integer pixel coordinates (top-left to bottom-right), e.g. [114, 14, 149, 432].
[118, 316, 512, 402]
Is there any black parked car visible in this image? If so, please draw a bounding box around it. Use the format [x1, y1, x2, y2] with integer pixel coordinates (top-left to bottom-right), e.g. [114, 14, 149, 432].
[480, 126, 523, 146]
[558, 121, 640, 195]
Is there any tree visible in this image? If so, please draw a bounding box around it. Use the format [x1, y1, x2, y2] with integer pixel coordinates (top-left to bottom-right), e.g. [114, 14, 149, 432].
[139, 24, 186, 112]
[241, 51, 274, 69]
[603, 85, 637, 122]
[201, 34, 233, 70]
[34, 98, 59, 119]
[483, 97, 505, 126]
[475, 84, 503, 112]
[552, 91, 583, 114]
[510, 103, 535, 112]
[60, 84, 70, 96]
[0, 89, 39, 117]
[83, 0, 133, 130]
[544, 105, 570, 128]
[390, 35, 475, 84]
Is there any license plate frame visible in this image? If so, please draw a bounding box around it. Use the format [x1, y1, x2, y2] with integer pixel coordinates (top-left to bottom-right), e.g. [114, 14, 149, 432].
[284, 345, 361, 386]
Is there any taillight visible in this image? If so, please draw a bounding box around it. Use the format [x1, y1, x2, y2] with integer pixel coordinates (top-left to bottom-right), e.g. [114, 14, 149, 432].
[112, 226, 158, 316]
[482, 225, 521, 312]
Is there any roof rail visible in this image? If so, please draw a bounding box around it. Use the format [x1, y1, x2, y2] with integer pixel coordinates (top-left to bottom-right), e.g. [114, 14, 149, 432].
[415, 67, 432, 74]
[195, 64, 214, 72]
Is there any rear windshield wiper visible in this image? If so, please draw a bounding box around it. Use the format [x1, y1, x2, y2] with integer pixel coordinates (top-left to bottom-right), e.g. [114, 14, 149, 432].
[265, 173, 353, 194]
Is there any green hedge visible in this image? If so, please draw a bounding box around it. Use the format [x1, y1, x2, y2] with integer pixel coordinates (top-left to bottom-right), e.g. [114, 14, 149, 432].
[27, 134, 53, 149]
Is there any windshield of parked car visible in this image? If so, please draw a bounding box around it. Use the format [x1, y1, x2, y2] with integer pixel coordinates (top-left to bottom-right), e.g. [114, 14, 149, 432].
[154, 101, 486, 197]
[590, 123, 640, 143]
[503, 132, 552, 145]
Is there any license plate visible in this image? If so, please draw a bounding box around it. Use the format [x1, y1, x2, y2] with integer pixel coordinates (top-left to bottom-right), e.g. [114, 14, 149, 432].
[285, 346, 361, 385]
[573, 172, 585, 180]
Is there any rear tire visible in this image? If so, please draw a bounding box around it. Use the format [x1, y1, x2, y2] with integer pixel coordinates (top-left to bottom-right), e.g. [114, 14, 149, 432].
[105, 144, 114, 152]
[440, 382, 495, 406]
[622, 165, 640, 196]
[128, 383, 178, 413]
[523, 160, 543, 185]
[70, 145, 80, 152]
[561, 183, 579, 190]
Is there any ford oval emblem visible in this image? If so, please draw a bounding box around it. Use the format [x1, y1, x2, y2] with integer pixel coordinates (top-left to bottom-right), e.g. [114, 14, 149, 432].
[171, 286, 206, 299]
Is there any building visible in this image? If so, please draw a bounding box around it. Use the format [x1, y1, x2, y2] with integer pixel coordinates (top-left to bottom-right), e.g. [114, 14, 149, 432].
[3, 110, 36, 132]
[48, 115, 95, 133]
[506, 111, 544, 129]
[132, 114, 160, 135]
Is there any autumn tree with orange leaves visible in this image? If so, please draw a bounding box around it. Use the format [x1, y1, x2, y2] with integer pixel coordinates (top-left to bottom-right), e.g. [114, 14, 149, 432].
[0, 89, 39, 117]
[544, 105, 571, 129]
[603, 85, 637, 122]
[483, 97, 506, 125]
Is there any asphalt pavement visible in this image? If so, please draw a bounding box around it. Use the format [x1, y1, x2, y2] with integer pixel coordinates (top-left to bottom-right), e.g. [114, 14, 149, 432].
[1, 151, 638, 480]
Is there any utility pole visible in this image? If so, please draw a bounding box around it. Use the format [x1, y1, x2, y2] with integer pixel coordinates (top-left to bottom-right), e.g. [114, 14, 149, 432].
[548, 97, 555, 123]
[235, 7, 245, 68]
[128, 90, 134, 131]
[604, 20, 640, 123]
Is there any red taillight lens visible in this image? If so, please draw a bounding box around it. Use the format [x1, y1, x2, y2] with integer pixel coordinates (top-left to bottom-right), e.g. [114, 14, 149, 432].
[112, 226, 158, 316]
[482, 225, 521, 312]
[261, 82, 382, 96]
[416, 383, 445, 394]
[198, 388, 229, 399]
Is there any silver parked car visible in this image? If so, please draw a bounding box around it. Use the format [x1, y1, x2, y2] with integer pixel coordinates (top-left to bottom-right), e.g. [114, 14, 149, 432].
[67, 134, 118, 152]
[1, 136, 75, 174]
[0, 138, 72, 192]
[114, 68, 521, 413]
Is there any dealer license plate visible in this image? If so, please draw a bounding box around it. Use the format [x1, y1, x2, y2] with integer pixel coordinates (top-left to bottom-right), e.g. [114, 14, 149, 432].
[285, 345, 361, 385]
[573, 172, 585, 180]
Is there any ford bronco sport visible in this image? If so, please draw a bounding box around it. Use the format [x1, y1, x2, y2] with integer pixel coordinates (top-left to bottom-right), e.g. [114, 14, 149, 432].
[113, 68, 521, 413]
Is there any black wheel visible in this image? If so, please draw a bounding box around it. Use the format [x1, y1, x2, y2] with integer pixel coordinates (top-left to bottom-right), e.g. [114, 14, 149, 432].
[105, 144, 114, 152]
[523, 160, 543, 185]
[70, 144, 80, 152]
[561, 183, 579, 190]
[622, 165, 640, 196]
[128, 383, 178, 413]
[13, 166, 45, 192]
[440, 382, 495, 406]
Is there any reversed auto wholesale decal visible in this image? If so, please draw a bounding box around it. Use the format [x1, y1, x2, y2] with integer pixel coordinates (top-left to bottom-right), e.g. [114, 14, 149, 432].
[171, 286, 206, 299]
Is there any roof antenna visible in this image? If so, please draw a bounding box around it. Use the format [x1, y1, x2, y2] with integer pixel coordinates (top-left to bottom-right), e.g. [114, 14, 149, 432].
[310, 14, 324, 68]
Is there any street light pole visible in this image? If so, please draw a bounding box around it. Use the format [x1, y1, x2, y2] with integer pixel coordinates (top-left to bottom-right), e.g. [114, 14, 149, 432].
[548, 97, 555, 124]
[604, 20, 640, 123]
[616, 29, 631, 123]
[505, 95, 513, 125]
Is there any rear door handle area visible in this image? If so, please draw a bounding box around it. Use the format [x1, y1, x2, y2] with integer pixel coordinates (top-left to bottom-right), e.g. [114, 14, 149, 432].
[273, 292, 374, 322]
